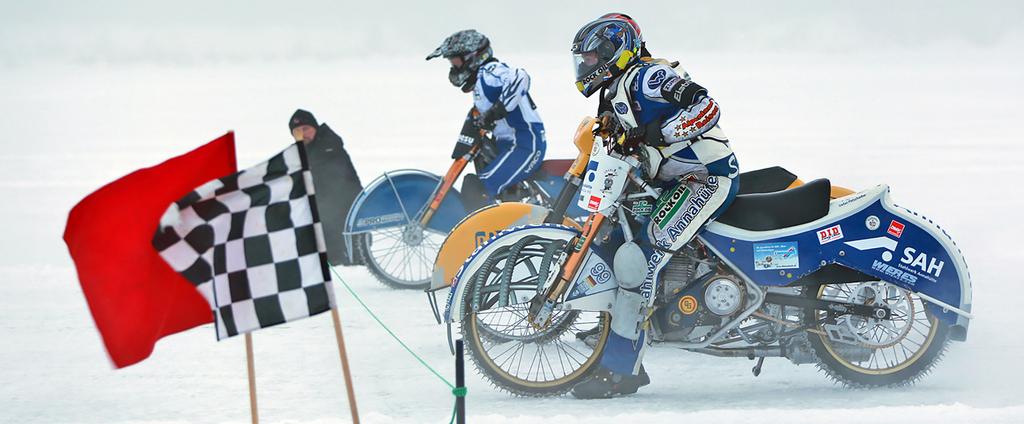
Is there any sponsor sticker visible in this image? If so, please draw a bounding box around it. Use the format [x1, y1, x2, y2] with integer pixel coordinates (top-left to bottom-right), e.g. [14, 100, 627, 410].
[901, 247, 945, 278]
[817, 224, 844, 245]
[835, 192, 867, 207]
[585, 160, 599, 182]
[587, 195, 601, 210]
[678, 295, 698, 315]
[614, 102, 629, 114]
[474, 231, 495, 248]
[647, 69, 667, 89]
[602, 169, 618, 193]
[872, 260, 918, 285]
[581, 63, 609, 85]
[662, 176, 720, 241]
[753, 241, 800, 270]
[844, 236, 945, 283]
[865, 215, 881, 231]
[631, 200, 653, 216]
[887, 220, 906, 238]
[652, 184, 691, 230]
[356, 212, 404, 227]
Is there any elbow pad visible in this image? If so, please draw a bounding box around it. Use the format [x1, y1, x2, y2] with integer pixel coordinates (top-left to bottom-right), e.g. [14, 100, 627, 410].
[660, 76, 708, 108]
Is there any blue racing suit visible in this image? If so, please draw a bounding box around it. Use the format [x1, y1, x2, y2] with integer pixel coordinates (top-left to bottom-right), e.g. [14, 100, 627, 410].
[599, 61, 741, 375]
[470, 61, 546, 196]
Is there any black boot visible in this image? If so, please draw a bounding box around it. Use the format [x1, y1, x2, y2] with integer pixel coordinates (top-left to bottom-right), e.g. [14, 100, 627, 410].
[571, 365, 650, 399]
[460, 174, 493, 212]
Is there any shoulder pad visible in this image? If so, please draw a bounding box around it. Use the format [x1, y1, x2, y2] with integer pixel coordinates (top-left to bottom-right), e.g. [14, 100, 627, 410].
[641, 57, 692, 81]
[638, 63, 679, 100]
[477, 63, 507, 87]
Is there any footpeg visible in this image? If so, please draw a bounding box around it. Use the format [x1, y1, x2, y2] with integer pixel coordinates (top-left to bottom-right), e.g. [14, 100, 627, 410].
[752, 357, 765, 377]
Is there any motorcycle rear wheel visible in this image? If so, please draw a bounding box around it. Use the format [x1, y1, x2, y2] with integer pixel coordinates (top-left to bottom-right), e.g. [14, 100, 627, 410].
[359, 225, 444, 290]
[803, 281, 950, 387]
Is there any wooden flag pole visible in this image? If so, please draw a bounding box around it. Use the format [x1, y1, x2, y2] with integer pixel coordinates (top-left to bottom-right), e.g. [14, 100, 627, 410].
[331, 307, 361, 424]
[245, 333, 259, 424]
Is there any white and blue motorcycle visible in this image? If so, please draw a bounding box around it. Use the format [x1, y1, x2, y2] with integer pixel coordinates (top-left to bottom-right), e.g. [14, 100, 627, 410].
[443, 130, 973, 396]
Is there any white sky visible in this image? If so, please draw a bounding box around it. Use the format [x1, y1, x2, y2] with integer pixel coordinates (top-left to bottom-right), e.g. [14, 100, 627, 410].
[1, 1, 1022, 66]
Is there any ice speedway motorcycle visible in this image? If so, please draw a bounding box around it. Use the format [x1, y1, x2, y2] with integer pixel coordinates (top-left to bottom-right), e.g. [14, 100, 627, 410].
[442, 121, 973, 396]
[342, 110, 588, 289]
[426, 116, 855, 328]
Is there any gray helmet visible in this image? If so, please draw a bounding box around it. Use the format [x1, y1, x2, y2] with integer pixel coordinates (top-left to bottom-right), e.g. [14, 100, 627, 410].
[426, 29, 494, 93]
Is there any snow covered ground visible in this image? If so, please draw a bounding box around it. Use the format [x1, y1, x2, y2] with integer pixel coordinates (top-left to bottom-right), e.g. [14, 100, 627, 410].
[3, 2, 1024, 423]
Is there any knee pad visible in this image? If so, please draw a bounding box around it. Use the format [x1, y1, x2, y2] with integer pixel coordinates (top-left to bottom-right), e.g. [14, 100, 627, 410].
[610, 289, 647, 341]
[613, 241, 646, 289]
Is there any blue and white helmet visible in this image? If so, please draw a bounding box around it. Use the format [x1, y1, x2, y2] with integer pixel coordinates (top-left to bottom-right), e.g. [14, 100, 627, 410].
[571, 17, 642, 97]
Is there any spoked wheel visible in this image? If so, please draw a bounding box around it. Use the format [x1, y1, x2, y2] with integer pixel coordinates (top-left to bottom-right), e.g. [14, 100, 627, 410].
[804, 281, 950, 387]
[475, 304, 580, 344]
[460, 237, 609, 396]
[359, 224, 445, 290]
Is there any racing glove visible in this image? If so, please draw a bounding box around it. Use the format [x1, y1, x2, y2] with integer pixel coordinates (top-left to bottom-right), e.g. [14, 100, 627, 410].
[474, 101, 508, 131]
[616, 121, 665, 155]
[597, 111, 621, 136]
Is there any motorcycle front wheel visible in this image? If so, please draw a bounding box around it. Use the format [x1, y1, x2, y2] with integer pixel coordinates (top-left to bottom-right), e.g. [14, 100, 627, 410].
[460, 237, 609, 396]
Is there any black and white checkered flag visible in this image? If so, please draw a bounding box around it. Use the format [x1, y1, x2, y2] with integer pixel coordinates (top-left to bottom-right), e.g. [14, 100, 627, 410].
[153, 143, 334, 340]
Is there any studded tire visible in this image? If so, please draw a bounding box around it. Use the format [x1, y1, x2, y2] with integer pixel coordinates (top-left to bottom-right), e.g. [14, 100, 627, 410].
[802, 282, 951, 388]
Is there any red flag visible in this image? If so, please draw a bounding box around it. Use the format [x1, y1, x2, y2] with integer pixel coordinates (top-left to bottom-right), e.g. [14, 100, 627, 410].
[64, 133, 237, 368]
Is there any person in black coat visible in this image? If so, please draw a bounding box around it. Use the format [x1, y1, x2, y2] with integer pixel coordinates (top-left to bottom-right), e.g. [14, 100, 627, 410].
[289, 109, 365, 266]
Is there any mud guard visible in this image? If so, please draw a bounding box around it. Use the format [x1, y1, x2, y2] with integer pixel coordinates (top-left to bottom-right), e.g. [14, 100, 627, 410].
[700, 185, 972, 340]
[430, 203, 582, 291]
[443, 224, 580, 323]
[344, 170, 466, 263]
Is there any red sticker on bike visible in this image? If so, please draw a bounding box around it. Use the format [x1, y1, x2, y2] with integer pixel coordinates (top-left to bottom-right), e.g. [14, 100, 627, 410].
[887, 220, 905, 238]
[587, 195, 601, 210]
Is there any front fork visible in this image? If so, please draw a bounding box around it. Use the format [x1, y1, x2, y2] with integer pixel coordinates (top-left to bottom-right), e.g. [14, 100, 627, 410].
[418, 143, 480, 227]
[528, 212, 607, 328]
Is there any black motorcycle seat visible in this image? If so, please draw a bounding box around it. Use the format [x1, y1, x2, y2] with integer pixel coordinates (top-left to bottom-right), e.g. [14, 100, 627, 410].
[716, 178, 832, 231]
[737, 166, 798, 195]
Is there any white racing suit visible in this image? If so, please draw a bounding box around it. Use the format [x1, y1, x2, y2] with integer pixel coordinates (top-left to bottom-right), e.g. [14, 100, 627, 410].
[470, 61, 547, 196]
[600, 61, 740, 375]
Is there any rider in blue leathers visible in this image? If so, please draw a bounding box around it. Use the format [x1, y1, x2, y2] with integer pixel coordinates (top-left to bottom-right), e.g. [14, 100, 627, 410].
[569, 15, 741, 399]
[427, 30, 546, 210]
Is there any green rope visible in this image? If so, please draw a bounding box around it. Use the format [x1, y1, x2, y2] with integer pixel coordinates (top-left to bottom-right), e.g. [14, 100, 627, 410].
[448, 387, 467, 424]
[328, 267, 466, 423]
[329, 267, 454, 388]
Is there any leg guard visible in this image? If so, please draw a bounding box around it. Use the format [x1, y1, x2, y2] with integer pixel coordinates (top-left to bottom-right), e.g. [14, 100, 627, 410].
[600, 330, 648, 375]
[610, 288, 647, 341]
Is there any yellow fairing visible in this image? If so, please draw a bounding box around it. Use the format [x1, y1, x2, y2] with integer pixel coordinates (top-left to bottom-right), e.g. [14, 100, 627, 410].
[830, 185, 856, 198]
[569, 117, 597, 177]
[430, 203, 582, 290]
[787, 178, 856, 200]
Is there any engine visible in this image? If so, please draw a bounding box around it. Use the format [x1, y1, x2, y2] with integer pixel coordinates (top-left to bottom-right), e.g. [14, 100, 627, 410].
[654, 274, 746, 343]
